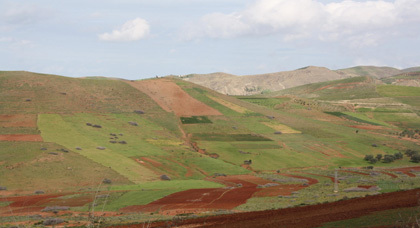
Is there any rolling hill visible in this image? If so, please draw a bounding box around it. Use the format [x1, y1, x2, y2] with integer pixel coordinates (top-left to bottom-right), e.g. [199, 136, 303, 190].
[1, 70, 420, 227]
[182, 65, 420, 95]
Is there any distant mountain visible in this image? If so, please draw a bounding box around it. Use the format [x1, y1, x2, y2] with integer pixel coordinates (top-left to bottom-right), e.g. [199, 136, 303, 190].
[335, 66, 401, 79]
[183, 66, 350, 95]
[182, 65, 420, 95]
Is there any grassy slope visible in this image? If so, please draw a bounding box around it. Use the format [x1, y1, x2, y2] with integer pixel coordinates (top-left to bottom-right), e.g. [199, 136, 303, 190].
[1, 72, 420, 220]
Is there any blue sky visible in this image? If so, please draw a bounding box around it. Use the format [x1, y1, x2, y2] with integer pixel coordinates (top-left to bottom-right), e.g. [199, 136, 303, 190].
[1, 0, 419, 79]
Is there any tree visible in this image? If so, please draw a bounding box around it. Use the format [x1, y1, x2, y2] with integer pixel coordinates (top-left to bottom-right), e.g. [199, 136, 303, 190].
[383, 155, 396, 163]
[411, 154, 420, 163]
[369, 158, 378, 164]
[394, 152, 403, 159]
[364, 155, 374, 161]
[376, 154, 383, 161]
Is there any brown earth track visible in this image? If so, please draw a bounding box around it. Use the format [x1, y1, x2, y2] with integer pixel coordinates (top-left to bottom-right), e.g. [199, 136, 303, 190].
[379, 171, 398, 178]
[126, 79, 222, 117]
[0, 134, 43, 141]
[109, 188, 420, 228]
[277, 173, 319, 185]
[389, 166, 420, 177]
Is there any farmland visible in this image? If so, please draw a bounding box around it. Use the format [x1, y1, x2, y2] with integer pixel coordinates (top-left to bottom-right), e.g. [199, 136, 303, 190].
[1, 71, 420, 227]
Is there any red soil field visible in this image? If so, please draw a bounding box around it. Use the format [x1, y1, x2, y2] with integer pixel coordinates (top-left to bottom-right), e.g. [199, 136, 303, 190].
[0, 134, 43, 142]
[0, 114, 37, 127]
[127, 79, 222, 117]
[109, 188, 420, 228]
[120, 175, 292, 215]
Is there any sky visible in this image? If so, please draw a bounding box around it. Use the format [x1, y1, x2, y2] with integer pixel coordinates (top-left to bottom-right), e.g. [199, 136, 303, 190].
[1, 0, 420, 80]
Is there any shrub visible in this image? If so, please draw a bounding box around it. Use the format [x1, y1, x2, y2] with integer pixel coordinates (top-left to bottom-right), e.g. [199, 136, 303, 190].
[372, 144, 378, 147]
[160, 174, 171, 181]
[41, 206, 70, 212]
[383, 155, 396, 163]
[75, 147, 82, 150]
[103, 178, 112, 184]
[376, 154, 382, 161]
[0, 186, 6, 191]
[48, 152, 59, 155]
[34, 190, 45, 194]
[43, 218, 64, 226]
[244, 160, 252, 165]
[364, 155, 374, 161]
[128, 121, 138, 126]
[368, 158, 378, 164]
[86, 123, 92, 126]
[118, 141, 127, 144]
[134, 110, 145, 114]
[411, 154, 420, 163]
[274, 131, 282, 135]
[394, 152, 403, 159]
[92, 124, 102, 128]
[96, 147, 106, 150]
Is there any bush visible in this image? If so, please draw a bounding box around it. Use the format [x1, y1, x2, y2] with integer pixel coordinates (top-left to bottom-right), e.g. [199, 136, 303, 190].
[411, 154, 420, 163]
[134, 110, 145, 114]
[43, 218, 64, 226]
[41, 206, 70, 212]
[0, 186, 7, 191]
[34, 190, 45, 194]
[376, 154, 382, 161]
[96, 146, 106, 150]
[368, 158, 378, 164]
[160, 175, 171, 181]
[92, 124, 102, 128]
[364, 155, 374, 161]
[103, 178, 112, 184]
[383, 155, 396, 163]
[128, 121, 138, 126]
[394, 152, 403, 159]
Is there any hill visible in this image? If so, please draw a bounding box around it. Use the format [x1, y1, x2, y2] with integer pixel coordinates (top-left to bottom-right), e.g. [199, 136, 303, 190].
[183, 66, 350, 95]
[182, 66, 420, 96]
[1, 71, 420, 227]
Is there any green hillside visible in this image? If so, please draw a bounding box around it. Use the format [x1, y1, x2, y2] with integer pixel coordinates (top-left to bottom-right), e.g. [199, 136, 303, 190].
[1, 71, 420, 227]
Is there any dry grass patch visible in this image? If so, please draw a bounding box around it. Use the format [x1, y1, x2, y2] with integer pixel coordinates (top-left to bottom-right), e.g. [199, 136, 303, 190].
[208, 95, 249, 114]
[262, 122, 301, 134]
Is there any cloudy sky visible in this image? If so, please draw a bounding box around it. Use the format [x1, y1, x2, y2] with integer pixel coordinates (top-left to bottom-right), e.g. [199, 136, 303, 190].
[1, 0, 420, 79]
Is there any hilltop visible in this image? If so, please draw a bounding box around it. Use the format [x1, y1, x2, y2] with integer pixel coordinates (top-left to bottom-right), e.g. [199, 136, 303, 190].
[1, 70, 420, 227]
[182, 65, 420, 95]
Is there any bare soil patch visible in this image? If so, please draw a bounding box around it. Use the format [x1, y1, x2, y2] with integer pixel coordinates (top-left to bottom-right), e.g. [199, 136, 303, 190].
[0, 134, 43, 141]
[0, 114, 37, 127]
[127, 79, 222, 116]
[349, 125, 383, 130]
[119, 175, 275, 215]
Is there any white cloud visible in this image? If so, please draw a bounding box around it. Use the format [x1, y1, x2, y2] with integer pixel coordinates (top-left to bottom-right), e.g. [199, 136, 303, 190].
[99, 18, 150, 42]
[184, 0, 420, 46]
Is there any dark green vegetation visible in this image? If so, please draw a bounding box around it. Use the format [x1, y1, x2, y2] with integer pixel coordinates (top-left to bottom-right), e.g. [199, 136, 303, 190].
[180, 116, 212, 124]
[1, 70, 420, 227]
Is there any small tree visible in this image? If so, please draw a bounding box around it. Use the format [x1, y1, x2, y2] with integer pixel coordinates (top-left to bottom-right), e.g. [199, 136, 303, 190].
[376, 154, 383, 161]
[394, 152, 403, 159]
[364, 155, 374, 161]
[383, 155, 396, 163]
[411, 154, 420, 163]
[369, 158, 378, 164]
